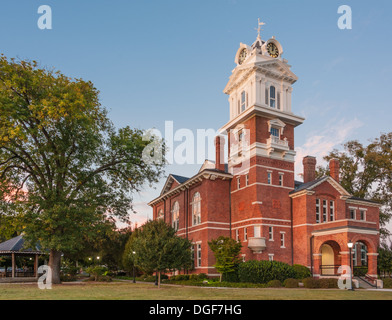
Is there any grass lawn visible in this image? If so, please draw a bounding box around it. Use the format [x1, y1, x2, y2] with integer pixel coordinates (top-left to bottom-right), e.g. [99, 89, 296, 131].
[0, 281, 391, 300]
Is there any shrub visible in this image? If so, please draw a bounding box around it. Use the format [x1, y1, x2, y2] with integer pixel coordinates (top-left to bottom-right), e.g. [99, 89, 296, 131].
[319, 278, 338, 289]
[172, 274, 191, 281]
[267, 280, 282, 288]
[198, 273, 208, 280]
[302, 277, 321, 289]
[238, 260, 296, 284]
[222, 272, 239, 283]
[293, 265, 312, 280]
[382, 278, 392, 288]
[86, 266, 109, 281]
[283, 278, 299, 288]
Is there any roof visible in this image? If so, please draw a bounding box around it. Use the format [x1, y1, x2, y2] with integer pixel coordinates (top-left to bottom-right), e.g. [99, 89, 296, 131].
[290, 177, 328, 194]
[171, 174, 190, 184]
[0, 235, 42, 254]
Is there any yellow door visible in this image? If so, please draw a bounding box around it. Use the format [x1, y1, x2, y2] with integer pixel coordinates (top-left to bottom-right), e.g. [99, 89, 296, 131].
[321, 244, 335, 275]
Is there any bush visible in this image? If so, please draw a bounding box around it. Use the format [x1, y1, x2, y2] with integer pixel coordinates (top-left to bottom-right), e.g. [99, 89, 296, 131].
[238, 260, 296, 284]
[302, 277, 321, 289]
[293, 265, 312, 280]
[222, 271, 239, 283]
[319, 278, 338, 289]
[283, 278, 299, 288]
[382, 278, 392, 288]
[267, 280, 282, 288]
[86, 266, 109, 281]
[171, 274, 191, 281]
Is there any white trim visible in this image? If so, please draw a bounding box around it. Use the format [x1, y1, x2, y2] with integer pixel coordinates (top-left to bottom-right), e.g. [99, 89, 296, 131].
[232, 217, 291, 225]
[177, 226, 231, 237]
[312, 227, 379, 237]
[252, 201, 263, 205]
[177, 221, 230, 233]
[231, 182, 294, 194]
[293, 219, 376, 228]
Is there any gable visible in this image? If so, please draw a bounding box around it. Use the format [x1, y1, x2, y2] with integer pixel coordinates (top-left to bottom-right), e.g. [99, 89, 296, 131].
[160, 174, 189, 196]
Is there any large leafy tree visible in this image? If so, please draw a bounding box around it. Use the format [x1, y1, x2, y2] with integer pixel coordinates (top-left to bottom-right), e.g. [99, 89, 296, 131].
[208, 236, 242, 282]
[0, 56, 165, 283]
[316, 133, 392, 238]
[130, 219, 192, 288]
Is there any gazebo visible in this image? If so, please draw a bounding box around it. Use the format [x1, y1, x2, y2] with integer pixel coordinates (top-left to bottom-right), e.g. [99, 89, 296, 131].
[0, 235, 43, 282]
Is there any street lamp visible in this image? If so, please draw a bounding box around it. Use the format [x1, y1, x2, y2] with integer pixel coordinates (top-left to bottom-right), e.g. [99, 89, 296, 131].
[347, 241, 354, 291]
[132, 251, 136, 283]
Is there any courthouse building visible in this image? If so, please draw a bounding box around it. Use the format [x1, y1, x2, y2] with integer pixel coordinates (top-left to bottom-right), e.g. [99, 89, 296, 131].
[148, 30, 381, 279]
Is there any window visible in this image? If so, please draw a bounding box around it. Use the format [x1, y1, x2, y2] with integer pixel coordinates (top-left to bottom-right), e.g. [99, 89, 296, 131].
[329, 201, 335, 222]
[280, 233, 285, 248]
[244, 227, 248, 242]
[267, 172, 272, 185]
[157, 209, 164, 220]
[197, 244, 202, 267]
[353, 244, 357, 266]
[191, 245, 195, 269]
[268, 254, 274, 262]
[270, 127, 280, 138]
[350, 208, 356, 220]
[269, 226, 274, 241]
[172, 201, 180, 231]
[278, 174, 283, 186]
[235, 229, 239, 242]
[360, 244, 368, 266]
[245, 174, 249, 186]
[360, 210, 366, 221]
[316, 199, 320, 223]
[241, 91, 246, 112]
[237, 177, 241, 189]
[270, 86, 276, 108]
[254, 226, 261, 238]
[322, 200, 327, 223]
[192, 192, 201, 226]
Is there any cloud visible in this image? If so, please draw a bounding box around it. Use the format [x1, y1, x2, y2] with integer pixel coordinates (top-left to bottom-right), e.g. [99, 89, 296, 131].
[295, 117, 363, 180]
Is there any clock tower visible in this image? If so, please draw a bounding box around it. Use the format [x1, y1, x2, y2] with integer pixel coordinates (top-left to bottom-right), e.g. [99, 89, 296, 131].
[219, 28, 305, 262]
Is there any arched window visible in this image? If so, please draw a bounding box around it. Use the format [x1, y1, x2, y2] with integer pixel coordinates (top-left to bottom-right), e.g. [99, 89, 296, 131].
[192, 192, 201, 226]
[270, 86, 276, 108]
[157, 209, 164, 220]
[241, 91, 246, 112]
[172, 202, 180, 231]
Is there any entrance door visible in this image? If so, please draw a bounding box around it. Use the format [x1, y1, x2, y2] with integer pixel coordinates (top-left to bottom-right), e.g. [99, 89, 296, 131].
[321, 244, 335, 275]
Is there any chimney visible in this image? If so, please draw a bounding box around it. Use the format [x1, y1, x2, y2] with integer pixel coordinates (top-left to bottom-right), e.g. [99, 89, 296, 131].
[215, 135, 225, 172]
[329, 158, 340, 183]
[303, 156, 317, 183]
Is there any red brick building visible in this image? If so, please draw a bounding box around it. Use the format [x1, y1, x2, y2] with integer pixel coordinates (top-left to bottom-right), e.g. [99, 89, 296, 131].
[148, 33, 381, 279]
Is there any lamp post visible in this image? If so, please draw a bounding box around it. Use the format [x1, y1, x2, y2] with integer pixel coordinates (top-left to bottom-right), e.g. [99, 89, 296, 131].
[132, 251, 136, 283]
[347, 241, 354, 291]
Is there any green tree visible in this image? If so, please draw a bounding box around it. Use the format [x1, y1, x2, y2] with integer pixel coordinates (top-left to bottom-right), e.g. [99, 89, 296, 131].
[130, 220, 192, 288]
[208, 236, 242, 282]
[316, 133, 392, 238]
[378, 241, 392, 277]
[0, 56, 166, 283]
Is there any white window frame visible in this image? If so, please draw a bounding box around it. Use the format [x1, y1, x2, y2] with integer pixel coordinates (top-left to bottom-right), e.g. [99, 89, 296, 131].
[322, 200, 327, 223]
[280, 232, 286, 248]
[316, 199, 320, 224]
[241, 91, 246, 112]
[172, 201, 180, 231]
[278, 173, 283, 186]
[197, 244, 202, 268]
[191, 192, 201, 226]
[359, 208, 367, 221]
[269, 226, 274, 241]
[245, 174, 249, 186]
[329, 201, 335, 222]
[349, 208, 356, 220]
[270, 86, 276, 108]
[267, 171, 272, 185]
[244, 227, 248, 242]
[237, 177, 241, 189]
[268, 254, 274, 262]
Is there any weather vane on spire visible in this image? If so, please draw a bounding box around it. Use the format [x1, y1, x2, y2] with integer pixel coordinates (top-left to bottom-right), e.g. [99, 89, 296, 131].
[255, 18, 265, 38]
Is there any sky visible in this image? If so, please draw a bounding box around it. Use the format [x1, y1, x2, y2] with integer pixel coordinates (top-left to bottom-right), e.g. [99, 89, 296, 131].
[1, 0, 391, 229]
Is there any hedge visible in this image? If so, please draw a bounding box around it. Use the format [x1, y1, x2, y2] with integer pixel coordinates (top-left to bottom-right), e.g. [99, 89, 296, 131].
[292, 265, 312, 279]
[238, 260, 296, 284]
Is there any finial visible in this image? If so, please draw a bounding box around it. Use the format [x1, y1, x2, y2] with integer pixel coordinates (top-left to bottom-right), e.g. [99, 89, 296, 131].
[255, 18, 265, 38]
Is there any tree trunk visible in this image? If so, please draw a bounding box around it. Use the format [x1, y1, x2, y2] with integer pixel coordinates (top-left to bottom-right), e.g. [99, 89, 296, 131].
[49, 249, 62, 284]
[220, 273, 222, 283]
[158, 271, 161, 289]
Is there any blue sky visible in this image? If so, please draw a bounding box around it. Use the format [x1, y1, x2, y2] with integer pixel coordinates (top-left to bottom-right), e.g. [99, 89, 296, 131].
[1, 0, 391, 227]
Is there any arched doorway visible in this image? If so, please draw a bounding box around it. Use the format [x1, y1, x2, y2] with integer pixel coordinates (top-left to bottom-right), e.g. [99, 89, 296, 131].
[320, 241, 341, 276]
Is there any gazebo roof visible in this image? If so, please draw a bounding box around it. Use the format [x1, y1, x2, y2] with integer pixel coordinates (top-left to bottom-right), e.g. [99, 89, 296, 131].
[0, 235, 42, 255]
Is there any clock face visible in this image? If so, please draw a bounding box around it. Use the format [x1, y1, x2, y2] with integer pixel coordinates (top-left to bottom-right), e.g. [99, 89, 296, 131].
[238, 49, 247, 65]
[267, 43, 279, 58]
